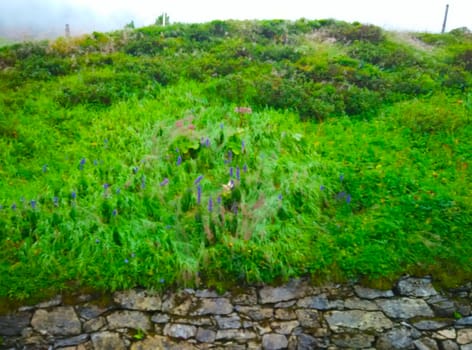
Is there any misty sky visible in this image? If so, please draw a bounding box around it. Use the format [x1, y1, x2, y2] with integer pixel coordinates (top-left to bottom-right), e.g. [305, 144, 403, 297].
[0, 0, 470, 39]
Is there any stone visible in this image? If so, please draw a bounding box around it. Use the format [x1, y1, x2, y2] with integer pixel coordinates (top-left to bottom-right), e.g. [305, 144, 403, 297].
[275, 308, 297, 320]
[376, 298, 434, 319]
[76, 303, 110, 320]
[0, 312, 32, 336]
[325, 310, 393, 332]
[262, 333, 288, 350]
[192, 298, 233, 315]
[161, 291, 194, 314]
[332, 333, 375, 348]
[413, 338, 439, 350]
[461, 345, 472, 350]
[413, 319, 452, 330]
[54, 334, 89, 348]
[232, 288, 258, 305]
[31, 306, 81, 336]
[271, 320, 299, 335]
[91, 331, 126, 350]
[275, 300, 296, 308]
[259, 279, 308, 304]
[344, 297, 379, 311]
[113, 289, 162, 311]
[255, 322, 273, 335]
[456, 317, 472, 326]
[215, 313, 241, 329]
[297, 294, 344, 310]
[163, 323, 197, 339]
[396, 277, 438, 297]
[440, 340, 459, 350]
[83, 316, 106, 332]
[196, 328, 216, 343]
[35, 295, 62, 308]
[235, 305, 274, 320]
[296, 334, 319, 350]
[428, 296, 456, 317]
[457, 329, 472, 345]
[376, 327, 414, 350]
[174, 316, 213, 326]
[106, 310, 151, 331]
[295, 309, 321, 328]
[151, 312, 170, 324]
[354, 285, 394, 299]
[195, 289, 222, 298]
[216, 329, 257, 341]
[433, 328, 456, 340]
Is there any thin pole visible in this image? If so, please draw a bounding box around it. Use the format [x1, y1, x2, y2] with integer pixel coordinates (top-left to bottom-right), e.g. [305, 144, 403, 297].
[441, 4, 449, 33]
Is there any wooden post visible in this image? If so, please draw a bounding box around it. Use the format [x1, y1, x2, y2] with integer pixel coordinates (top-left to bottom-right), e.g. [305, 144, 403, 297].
[441, 4, 449, 33]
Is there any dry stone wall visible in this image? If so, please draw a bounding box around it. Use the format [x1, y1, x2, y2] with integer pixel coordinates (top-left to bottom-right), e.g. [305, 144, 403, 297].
[1, 276, 471, 349]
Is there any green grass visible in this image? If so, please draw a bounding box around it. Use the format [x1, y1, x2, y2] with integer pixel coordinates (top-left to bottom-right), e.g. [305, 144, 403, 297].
[0, 20, 471, 302]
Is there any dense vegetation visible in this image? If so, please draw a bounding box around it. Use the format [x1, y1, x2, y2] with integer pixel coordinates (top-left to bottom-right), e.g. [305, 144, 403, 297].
[0, 19, 471, 302]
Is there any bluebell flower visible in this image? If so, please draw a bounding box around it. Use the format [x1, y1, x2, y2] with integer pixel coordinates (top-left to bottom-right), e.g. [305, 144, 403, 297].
[42, 164, 48, 173]
[176, 155, 182, 166]
[229, 167, 234, 178]
[205, 138, 210, 147]
[133, 166, 139, 174]
[236, 167, 240, 181]
[112, 209, 117, 216]
[160, 178, 169, 186]
[30, 200, 37, 209]
[79, 158, 86, 170]
[197, 184, 202, 204]
[278, 194, 283, 201]
[95, 239, 100, 243]
[71, 191, 77, 200]
[194, 175, 203, 185]
[159, 278, 165, 283]
[320, 185, 325, 191]
[243, 164, 248, 172]
[208, 196, 213, 212]
[53, 196, 59, 206]
[217, 196, 222, 204]
[230, 180, 234, 188]
[11, 203, 17, 210]
[103, 183, 109, 190]
[124, 259, 129, 264]
[346, 194, 351, 204]
[141, 176, 146, 189]
[336, 192, 346, 200]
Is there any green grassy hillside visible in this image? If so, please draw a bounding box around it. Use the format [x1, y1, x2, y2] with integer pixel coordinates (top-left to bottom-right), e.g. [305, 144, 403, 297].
[0, 20, 471, 301]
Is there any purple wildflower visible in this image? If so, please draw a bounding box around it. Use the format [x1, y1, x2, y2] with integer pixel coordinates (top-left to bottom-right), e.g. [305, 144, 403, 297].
[103, 183, 109, 190]
[176, 155, 182, 166]
[243, 164, 248, 172]
[197, 184, 202, 204]
[241, 140, 245, 152]
[217, 196, 222, 204]
[229, 167, 234, 178]
[79, 158, 86, 170]
[112, 209, 117, 216]
[194, 175, 203, 185]
[208, 196, 213, 212]
[346, 194, 351, 204]
[160, 178, 169, 186]
[228, 150, 233, 162]
[236, 167, 240, 181]
[230, 179, 234, 188]
[336, 192, 346, 200]
[71, 191, 77, 200]
[205, 138, 210, 147]
[11, 203, 17, 210]
[30, 200, 37, 209]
